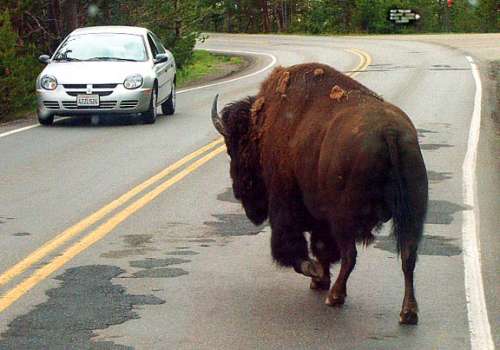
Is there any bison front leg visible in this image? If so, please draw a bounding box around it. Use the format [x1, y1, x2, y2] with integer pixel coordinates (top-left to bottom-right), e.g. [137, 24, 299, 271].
[310, 229, 340, 291]
[269, 199, 324, 280]
[270, 226, 324, 279]
[325, 235, 357, 306]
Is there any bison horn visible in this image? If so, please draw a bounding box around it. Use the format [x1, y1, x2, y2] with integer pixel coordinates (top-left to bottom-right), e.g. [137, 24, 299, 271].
[211, 94, 226, 136]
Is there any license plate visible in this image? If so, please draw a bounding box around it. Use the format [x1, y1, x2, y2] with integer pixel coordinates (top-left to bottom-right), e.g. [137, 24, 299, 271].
[77, 94, 99, 106]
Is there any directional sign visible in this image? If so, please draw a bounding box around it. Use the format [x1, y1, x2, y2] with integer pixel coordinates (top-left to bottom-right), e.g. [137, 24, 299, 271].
[388, 9, 421, 24]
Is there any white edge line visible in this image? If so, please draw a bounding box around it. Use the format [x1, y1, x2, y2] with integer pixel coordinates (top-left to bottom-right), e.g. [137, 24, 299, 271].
[0, 124, 40, 138]
[462, 56, 494, 350]
[178, 49, 277, 94]
[0, 50, 277, 139]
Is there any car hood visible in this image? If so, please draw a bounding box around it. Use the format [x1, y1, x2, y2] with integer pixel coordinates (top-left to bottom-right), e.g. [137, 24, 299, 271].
[41, 61, 152, 84]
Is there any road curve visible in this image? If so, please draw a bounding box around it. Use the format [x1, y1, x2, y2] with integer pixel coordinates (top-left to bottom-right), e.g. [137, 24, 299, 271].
[0, 34, 495, 349]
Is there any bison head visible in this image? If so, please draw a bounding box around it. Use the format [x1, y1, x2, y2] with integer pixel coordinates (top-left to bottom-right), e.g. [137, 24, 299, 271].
[212, 95, 268, 225]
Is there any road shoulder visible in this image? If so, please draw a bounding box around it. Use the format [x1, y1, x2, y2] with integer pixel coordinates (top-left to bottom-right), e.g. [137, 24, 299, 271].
[476, 59, 499, 347]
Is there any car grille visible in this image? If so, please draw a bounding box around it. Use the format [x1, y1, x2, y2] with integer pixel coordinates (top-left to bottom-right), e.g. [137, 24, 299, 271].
[65, 91, 113, 97]
[58, 84, 139, 111]
[43, 101, 60, 109]
[62, 84, 117, 89]
[93, 84, 117, 89]
[62, 101, 117, 109]
[120, 100, 139, 109]
[63, 83, 118, 98]
[62, 84, 86, 89]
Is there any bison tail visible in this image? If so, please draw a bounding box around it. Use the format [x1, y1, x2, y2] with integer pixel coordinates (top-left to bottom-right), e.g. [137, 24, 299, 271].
[384, 131, 428, 254]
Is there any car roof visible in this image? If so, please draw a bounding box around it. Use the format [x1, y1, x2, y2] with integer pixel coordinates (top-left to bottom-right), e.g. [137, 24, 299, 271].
[70, 26, 149, 36]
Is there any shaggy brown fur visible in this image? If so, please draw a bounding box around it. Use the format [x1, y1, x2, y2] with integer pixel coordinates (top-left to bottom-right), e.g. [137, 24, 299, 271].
[313, 68, 324, 76]
[251, 97, 266, 117]
[276, 71, 290, 97]
[216, 62, 428, 325]
[329, 85, 347, 101]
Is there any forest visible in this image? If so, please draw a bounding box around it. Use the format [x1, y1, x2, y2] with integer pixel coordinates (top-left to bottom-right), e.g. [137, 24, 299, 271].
[1, 0, 498, 118]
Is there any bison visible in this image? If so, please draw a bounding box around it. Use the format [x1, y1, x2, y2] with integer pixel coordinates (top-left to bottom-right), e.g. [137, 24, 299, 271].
[211, 63, 428, 325]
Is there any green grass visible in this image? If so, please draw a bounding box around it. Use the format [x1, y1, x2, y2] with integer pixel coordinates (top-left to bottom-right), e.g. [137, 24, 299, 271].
[177, 51, 243, 87]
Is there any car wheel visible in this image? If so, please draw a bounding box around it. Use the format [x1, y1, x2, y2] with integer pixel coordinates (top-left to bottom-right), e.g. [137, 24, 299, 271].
[161, 82, 176, 116]
[38, 113, 54, 126]
[143, 87, 158, 124]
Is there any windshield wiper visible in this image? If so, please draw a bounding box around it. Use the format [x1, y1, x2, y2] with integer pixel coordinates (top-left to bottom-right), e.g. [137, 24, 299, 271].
[87, 57, 139, 62]
[53, 57, 81, 62]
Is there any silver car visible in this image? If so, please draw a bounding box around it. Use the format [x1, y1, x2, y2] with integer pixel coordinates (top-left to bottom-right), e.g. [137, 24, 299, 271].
[36, 26, 176, 125]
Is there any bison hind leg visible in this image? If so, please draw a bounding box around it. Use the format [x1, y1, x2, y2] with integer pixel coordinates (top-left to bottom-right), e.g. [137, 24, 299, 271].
[325, 225, 358, 307]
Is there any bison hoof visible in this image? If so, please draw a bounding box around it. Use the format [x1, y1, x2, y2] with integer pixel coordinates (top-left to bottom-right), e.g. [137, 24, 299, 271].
[310, 278, 331, 291]
[300, 260, 324, 279]
[399, 310, 419, 325]
[325, 294, 345, 307]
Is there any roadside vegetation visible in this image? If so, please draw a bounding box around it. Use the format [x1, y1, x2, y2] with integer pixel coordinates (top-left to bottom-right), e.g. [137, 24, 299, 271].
[177, 51, 244, 88]
[201, 0, 498, 34]
[1, 0, 498, 122]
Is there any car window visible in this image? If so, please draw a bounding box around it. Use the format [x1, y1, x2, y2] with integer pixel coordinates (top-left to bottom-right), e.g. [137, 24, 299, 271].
[147, 34, 160, 58]
[150, 33, 166, 54]
[53, 33, 147, 62]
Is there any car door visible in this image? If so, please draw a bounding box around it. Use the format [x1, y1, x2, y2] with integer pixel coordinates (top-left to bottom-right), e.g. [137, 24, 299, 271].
[150, 32, 175, 95]
[147, 33, 169, 104]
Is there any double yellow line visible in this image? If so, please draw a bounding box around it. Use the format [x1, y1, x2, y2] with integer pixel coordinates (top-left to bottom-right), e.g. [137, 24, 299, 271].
[0, 47, 372, 314]
[0, 138, 226, 313]
[345, 48, 372, 77]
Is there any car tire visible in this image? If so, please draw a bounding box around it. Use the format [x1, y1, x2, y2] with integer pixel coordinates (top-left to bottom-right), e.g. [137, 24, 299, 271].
[38, 113, 54, 126]
[161, 82, 176, 116]
[143, 87, 158, 124]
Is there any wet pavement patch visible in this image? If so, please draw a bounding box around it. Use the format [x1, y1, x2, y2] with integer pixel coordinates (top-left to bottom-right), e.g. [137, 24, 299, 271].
[0, 265, 164, 350]
[204, 213, 265, 236]
[12, 232, 31, 236]
[101, 234, 156, 259]
[189, 239, 216, 243]
[101, 248, 156, 259]
[165, 250, 199, 256]
[374, 234, 461, 256]
[417, 128, 437, 139]
[0, 216, 15, 224]
[129, 258, 190, 269]
[426, 200, 469, 225]
[217, 187, 240, 204]
[420, 143, 453, 151]
[427, 170, 453, 183]
[123, 234, 153, 247]
[429, 67, 471, 71]
[132, 268, 188, 278]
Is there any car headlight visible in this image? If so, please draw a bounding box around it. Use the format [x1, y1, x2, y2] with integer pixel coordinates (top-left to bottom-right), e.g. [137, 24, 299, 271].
[41, 75, 57, 90]
[124, 74, 143, 89]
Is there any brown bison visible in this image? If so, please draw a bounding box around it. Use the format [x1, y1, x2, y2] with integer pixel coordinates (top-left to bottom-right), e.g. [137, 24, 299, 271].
[211, 63, 428, 324]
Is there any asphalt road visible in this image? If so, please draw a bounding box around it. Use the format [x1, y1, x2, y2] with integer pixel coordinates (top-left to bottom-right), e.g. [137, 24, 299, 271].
[0, 34, 497, 349]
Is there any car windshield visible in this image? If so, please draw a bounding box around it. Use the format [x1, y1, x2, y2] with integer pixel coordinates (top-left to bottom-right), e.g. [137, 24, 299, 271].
[53, 33, 147, 62]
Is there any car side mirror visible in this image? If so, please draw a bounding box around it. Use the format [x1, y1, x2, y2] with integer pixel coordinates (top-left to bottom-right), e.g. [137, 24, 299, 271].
[154, 53, 169, 64]
[39, 55, 51, 64]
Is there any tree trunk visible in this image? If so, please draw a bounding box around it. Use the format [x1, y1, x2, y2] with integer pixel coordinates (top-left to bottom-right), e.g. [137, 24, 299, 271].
[174, 0, 181, 40]
[261, 0, 270, 32]
[61, 0, 79, 35]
